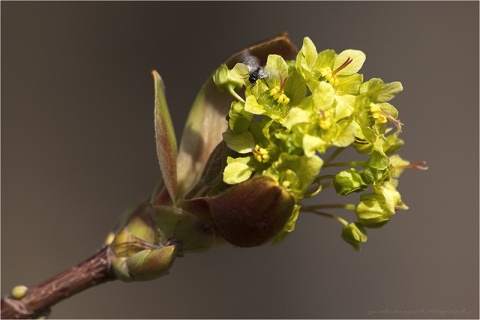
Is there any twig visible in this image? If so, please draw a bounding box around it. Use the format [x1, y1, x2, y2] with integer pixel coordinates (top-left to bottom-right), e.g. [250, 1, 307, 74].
[1, 246, 116, 319]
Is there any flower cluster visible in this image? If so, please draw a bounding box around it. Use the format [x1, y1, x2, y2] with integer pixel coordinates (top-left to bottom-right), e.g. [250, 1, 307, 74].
[214, 37, 426, 249]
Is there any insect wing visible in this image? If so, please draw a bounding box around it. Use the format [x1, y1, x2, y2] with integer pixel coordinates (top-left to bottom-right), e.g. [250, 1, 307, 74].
[258, 67, 274, 79]
[243, 56, 261, 73]
[259, 65, 276, 80]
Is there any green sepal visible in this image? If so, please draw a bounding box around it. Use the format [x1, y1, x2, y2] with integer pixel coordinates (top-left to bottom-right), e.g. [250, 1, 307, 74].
[341, 222, 368, 251]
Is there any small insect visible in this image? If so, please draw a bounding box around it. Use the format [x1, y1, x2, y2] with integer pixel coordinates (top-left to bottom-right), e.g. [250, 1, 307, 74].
[243, 56, 269, 85]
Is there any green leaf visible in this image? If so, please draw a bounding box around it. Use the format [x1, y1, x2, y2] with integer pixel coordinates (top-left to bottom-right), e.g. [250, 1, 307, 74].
[153, 71, 178, 202]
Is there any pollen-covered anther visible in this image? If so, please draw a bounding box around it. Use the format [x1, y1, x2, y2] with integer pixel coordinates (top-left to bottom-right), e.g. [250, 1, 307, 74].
[253, 145, 270, 163]
[370, 103, 388, 124]
[319, 110, 332, 129]
[320, 57, 353, 87]
[270, 86, 279, 96]
[270, 85, 290, 104]
[320, 67, 339, 87]
[277, 93, 290, 104]
[281, 169, 296, 189]
[281, 169, 295, 188]
[282, 180, 291, 188]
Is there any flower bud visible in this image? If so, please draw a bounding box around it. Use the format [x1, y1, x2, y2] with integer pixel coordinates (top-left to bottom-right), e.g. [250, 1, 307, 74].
[205, 175, 295, 247]
[363, 150, 391, 184]
[333, 168, 368, 195]
[355, 193, 393, 227]
[11, 285, 28, 299]
[213, 64, 244, 94]
[112, 245, 177, 282]
[109, 199, 179, 282]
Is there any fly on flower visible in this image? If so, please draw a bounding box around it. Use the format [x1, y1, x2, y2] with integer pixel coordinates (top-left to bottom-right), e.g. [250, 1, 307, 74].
[243, 56, 272, 85]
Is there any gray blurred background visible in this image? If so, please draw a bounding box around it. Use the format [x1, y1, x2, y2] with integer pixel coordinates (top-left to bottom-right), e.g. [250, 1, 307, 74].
[2, 2, 478, 319]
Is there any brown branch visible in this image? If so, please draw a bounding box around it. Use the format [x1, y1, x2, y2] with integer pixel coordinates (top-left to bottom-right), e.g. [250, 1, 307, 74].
[1, 246, 117, 319]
